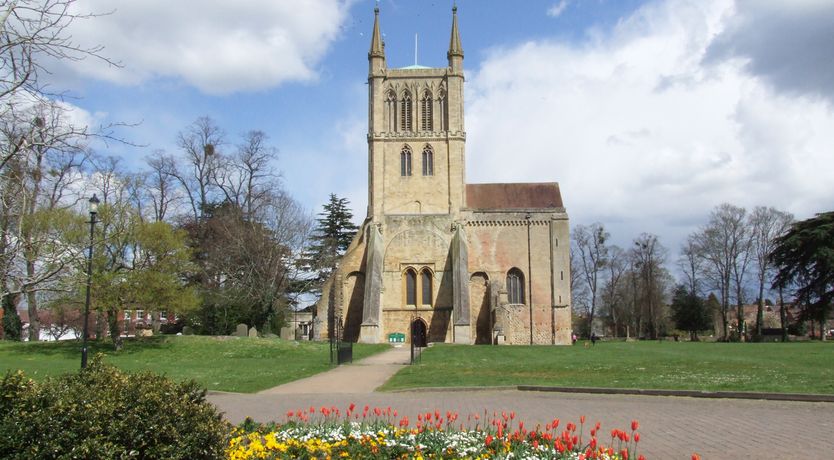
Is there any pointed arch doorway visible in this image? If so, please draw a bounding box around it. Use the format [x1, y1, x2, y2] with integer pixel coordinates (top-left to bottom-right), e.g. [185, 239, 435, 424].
[411, 318, 427, 348]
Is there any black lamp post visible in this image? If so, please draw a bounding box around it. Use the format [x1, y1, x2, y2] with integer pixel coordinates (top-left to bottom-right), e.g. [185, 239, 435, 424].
[81, 194, 99, 369]
[526, 213, 533, 345]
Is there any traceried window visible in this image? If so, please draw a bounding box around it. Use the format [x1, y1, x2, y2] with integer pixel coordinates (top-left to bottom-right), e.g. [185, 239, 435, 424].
[421, 91, 433, 131]
[403, 266, 433, 307]
[400, 91, 412, 132]
[422, 145, 434, 176]
[400, 145, 412, 176]
[405, 268, 417, 305]
[385, 90, 397, 132]
[437, 89, 447, 131]
[420, 269, 433, 306]
[506, 268, 525, 305]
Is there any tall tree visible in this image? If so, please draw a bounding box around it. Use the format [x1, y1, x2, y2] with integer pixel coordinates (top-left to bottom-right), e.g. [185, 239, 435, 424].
[144, 151, 179, 222]
[632, 233, 668, 339]
[693, 203, 749, 341]
[572, 223, 609, 337]
[770, 211, 834, 340]
[303, 194, 358, 292]
[678, 235, 702, 297]
[173, 117, 224, 221]
[749, 206, 793, 339]
[599, 245, 627, 337]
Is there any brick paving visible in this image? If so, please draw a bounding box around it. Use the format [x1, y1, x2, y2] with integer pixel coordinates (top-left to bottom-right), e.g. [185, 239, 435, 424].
[207, 348, 834, 459]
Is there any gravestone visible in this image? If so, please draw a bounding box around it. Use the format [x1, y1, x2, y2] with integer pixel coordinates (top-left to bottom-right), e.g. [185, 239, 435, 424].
[280, 327, 294, 340]
[235, 323, 248, 337]
[248, 327, 258, 338]
[182, 326, 193, 335]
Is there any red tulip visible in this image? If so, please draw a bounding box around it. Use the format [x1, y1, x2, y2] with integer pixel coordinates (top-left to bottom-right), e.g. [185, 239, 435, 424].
[631, 420, 639, 431]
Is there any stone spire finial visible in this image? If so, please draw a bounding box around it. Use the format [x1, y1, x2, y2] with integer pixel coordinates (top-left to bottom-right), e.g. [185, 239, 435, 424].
[369, 6, 385, 59]
[448, 5, 463, 59]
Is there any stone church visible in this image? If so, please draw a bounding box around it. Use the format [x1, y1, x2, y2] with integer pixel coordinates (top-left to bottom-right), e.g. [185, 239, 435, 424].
[317, 7, 571, 345]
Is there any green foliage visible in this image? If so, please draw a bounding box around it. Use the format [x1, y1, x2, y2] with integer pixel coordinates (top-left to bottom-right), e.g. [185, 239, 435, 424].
[301, 194, 358, 291]
[2, 293, 22, 340]
[770, 211, 834, 325]
[0, 356, 229, 459]
[670, 285, 712, 339]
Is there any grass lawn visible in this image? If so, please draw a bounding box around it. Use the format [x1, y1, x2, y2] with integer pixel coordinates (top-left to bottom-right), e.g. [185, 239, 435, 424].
[0, 336, 390, 393]
[381, 341, 834, 394]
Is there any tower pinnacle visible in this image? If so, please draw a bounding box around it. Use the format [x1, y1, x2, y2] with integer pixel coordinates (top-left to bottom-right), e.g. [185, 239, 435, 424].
[369, 7, 385, 59]
[448, 5, 463, 60]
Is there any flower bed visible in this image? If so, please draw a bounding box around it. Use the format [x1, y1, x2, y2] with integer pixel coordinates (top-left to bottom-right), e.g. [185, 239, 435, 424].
[227, 404, 645, 459]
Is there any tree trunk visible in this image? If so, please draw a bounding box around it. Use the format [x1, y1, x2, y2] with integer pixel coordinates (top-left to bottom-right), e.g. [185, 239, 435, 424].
[779, 286, 787, 342]
[736, 283, 745, 342]
[152, 311, 161, 334]
[755, 279, 765, 341]
[721, 282, 729, 341]
[25, 285, 39, 341]
[107, 307, 123, 351]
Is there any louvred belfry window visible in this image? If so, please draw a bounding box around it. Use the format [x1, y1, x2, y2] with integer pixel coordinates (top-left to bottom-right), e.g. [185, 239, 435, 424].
[401, 92, 412, 131]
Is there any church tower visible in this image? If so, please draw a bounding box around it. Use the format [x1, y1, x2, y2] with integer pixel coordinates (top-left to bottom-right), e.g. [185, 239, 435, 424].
[318, 6, 571, 347]
[367, 6, 466, 220]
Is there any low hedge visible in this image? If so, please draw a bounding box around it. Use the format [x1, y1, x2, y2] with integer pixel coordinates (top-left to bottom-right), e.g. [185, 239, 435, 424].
[0, 356, 229, 459]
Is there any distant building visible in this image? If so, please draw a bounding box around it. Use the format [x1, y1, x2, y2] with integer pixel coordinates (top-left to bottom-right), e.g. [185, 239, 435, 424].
[316, 7, 571, 345]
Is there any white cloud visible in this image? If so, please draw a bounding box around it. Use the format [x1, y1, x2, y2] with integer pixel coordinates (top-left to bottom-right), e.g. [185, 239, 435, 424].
[466, 0, 834, 253]
[59, 0, 353, 94]
[547, 1, 570, 18]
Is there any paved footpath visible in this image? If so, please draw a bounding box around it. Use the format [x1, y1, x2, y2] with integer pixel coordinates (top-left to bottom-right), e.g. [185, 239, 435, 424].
[209, 347, 834, 459]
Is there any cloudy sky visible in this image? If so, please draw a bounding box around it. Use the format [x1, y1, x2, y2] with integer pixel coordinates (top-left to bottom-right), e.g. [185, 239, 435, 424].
[52, 0, 834, 263]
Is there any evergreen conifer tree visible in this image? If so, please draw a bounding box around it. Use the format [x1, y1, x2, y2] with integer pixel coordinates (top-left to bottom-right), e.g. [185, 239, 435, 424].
[302, 194, 358, 293]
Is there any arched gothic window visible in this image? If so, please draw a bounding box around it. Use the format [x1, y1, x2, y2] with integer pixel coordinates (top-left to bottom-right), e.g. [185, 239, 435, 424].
[421, 91, 433, 131]
[404, 268, 417, 305]
[422, 145, 434, 176]
[507, 268, 525, 305]
[437, 89, 447, 132]
[420, 269, 433, 306]
[385, 90, 397, 132]
[400, 91, 413, 132]
[400, 145, 412, 176]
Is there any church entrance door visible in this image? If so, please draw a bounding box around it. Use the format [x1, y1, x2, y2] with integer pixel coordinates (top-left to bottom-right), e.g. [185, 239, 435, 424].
[411, 318, 427, 347]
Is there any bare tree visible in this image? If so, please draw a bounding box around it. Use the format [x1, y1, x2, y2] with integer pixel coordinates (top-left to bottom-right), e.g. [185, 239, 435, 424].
[678, 235, 702, 296]
[0, 0, 118, 100]
[572, 223, 609, 337]
[173, 117, 224, 221]
[599, 245, 627, 336]
[144, 150, 179, 222]
[693, 203, 748, 340]
[749, 206, 793, 339]
[213, 130, 278, 219]
[632, 233, 668, 339]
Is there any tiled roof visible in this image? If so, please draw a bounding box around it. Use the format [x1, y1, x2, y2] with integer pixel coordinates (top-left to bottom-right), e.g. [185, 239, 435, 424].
[465, 182, 563, 210]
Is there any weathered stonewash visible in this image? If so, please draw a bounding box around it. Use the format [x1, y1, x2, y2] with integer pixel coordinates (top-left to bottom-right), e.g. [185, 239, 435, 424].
[315, 7, 571, 345]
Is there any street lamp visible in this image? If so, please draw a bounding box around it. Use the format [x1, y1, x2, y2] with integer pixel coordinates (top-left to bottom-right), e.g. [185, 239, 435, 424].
[81, 194, 99, 369]
[526, 213, 533, 345]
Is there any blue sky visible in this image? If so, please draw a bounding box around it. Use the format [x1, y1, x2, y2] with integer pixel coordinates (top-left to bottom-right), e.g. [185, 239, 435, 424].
[51, 0, 834, 260]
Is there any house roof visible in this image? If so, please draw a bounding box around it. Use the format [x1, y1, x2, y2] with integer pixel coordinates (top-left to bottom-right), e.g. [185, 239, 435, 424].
[465, 182, 563, 210]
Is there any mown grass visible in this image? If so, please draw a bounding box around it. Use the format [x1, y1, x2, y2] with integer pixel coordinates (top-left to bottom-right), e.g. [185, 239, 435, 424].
[0, 336, 390, 393]
[381, 341, 834, 394]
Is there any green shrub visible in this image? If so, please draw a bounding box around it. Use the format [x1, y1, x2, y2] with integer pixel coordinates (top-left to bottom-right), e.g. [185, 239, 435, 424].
[0, 356, 229, 459]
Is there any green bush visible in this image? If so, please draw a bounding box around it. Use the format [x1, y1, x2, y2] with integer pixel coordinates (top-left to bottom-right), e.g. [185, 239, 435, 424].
[0, 356, 229, 459]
